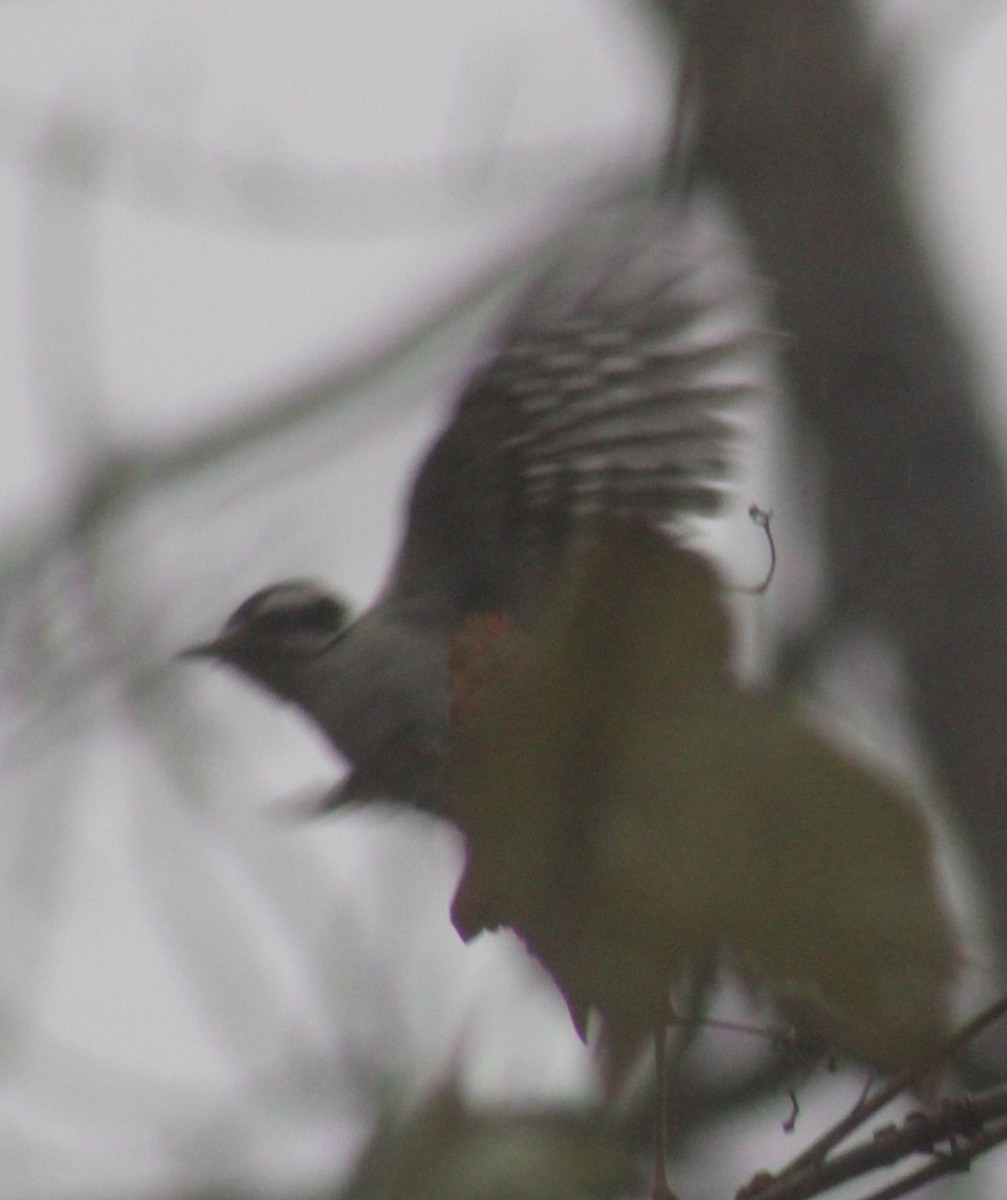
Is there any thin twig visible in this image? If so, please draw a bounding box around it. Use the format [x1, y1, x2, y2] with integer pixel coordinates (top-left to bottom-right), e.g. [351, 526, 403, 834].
[775, 990, 1007, 1180]
[0, 87, 649, 232]
[739, 1087, 1007, 1200]
[857, 1116, 1007, 1200]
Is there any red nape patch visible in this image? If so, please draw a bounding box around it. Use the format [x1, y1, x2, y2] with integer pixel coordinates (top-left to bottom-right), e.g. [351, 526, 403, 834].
[447, 612, 517, 736]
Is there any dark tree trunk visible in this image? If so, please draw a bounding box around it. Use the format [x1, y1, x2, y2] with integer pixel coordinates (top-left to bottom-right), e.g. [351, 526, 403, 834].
[650, 0, 1007, 1052]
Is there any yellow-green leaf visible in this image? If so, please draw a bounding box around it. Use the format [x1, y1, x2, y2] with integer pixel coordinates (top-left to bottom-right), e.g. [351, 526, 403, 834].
[444, 517, 956, 1078]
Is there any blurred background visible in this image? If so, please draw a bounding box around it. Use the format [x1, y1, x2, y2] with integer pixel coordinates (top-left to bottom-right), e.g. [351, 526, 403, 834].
[3, 2, 1007, 1197]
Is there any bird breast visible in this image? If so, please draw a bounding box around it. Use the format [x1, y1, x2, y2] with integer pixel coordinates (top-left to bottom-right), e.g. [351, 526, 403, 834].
[302, 608, 452, 790]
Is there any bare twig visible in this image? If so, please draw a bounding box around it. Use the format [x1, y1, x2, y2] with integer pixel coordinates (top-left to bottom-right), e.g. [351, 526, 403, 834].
[0, 87, 648, 231]
[739, 1087, 1007, 1200]
[733, 992, 1007, 1200]
[776, 990, 1007, 1180]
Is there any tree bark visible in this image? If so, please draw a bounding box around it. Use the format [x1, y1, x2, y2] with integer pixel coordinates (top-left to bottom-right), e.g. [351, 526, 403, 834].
[650, 0, 1007, 1047]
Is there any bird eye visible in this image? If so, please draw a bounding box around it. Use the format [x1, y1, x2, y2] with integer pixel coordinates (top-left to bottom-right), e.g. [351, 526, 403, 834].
[294, 595, 347, 633]
[249, 596, 346, 639]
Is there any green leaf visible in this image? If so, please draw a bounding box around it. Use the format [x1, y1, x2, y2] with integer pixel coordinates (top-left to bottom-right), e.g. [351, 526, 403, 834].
[338, 1084, 635, 1200]
[444, 517, 957, 1079]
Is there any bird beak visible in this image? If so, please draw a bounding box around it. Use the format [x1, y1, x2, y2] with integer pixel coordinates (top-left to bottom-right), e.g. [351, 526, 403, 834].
[175, 638, 224, 662]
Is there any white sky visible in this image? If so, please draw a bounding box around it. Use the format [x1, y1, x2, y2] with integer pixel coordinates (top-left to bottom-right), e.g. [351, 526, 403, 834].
[0, 5, 665, 1195]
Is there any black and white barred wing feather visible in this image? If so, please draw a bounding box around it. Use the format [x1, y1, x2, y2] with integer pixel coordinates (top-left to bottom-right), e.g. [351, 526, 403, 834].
[386, 199, 772, 619]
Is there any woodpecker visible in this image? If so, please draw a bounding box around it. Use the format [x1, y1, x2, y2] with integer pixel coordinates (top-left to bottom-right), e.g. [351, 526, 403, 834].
[184, 198, 771, 810]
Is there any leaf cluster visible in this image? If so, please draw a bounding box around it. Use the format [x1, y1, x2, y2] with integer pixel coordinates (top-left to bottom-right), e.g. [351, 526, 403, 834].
[443, 518, 957, 1084]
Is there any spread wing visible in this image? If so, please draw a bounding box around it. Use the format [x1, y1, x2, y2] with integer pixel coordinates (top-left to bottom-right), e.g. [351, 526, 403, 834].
[383, 197, 773, 621]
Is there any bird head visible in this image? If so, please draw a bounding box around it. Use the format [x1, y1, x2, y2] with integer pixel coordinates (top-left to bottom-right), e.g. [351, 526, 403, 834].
[181, 581, 351, 698]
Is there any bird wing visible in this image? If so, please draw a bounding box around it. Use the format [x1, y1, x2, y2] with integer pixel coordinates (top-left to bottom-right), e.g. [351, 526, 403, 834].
[384, 197, 773, 622]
